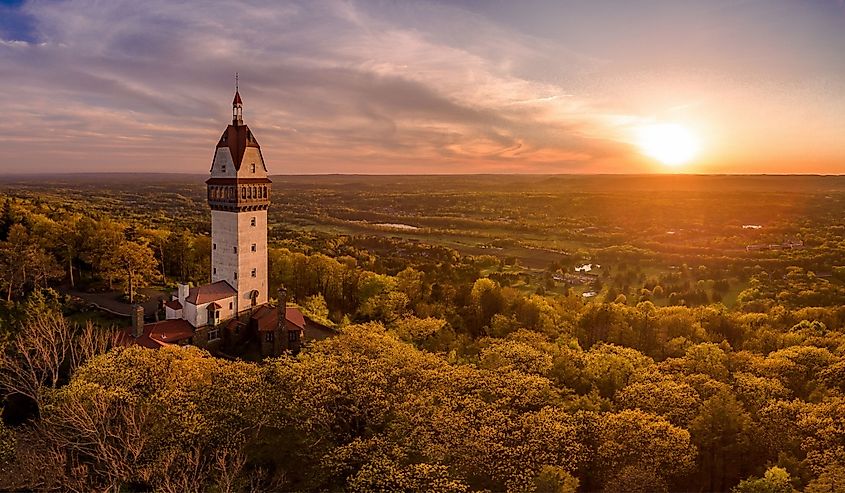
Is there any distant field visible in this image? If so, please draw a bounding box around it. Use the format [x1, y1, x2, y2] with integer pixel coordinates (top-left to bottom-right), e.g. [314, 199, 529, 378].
[3, 173, 844, 308]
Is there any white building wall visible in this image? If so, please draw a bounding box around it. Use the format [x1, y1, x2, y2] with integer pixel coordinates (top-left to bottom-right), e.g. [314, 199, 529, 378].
[211, 210, 268, 314]
[188, 296, 237, 327]
[237, 147, 268, 177]
[212, 210, 240, 309]
[165, 307, 182, 320]
[210, 148, 237, 177]
[237, 210, 268, 310]
[184, 302, 199, 328]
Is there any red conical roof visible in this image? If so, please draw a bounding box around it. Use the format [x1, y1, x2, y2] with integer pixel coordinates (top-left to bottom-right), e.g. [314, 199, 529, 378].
[233, 90, 242, 105]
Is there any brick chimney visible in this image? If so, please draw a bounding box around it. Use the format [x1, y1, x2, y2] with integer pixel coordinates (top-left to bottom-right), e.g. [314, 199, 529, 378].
[131, 304, 144, 338]
[177, 282, 190, 306]
[276, 287, 287, 332]
[277, 287, 287, 308]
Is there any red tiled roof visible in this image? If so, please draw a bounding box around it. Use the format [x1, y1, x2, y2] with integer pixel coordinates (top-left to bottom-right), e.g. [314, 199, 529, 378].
[147, 319, 195, 344]
[216, 124, 260, 170]
[119, 319, 194, 349]
[164, 300, 182, 310]
[251, 305, 306, 332]
[185, 280, 236, 305]
[286, 307, 305, 329]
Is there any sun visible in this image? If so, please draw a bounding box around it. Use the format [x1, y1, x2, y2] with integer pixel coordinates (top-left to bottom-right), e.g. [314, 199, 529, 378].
[637, 123, 700, 168]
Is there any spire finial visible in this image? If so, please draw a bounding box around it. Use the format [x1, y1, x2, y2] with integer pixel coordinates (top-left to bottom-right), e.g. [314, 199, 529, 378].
[235, 72, 239, 92]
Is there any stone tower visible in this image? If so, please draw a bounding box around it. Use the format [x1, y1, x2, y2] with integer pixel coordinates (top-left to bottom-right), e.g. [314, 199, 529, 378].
[206, 89, 271, 314]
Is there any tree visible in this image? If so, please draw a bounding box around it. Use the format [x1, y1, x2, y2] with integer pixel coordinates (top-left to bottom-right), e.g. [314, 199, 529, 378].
[582, 343, 653, 398]
[0, 310, 120, 413]
[534, 465, 579, 493]
[733, 466, 795, 493]
[615, 379, 702, 427]
[302, 293, 331, 326]
[49, 216, 83, 288]
[39, 345, 267, 492]
[0, 225, 62, 300]
[689, 391, 755, 491]
[591, 409, 696, 490]
[804, 463, 845, 493]
[110, 241, 158, 303]
[470, 278, 504, 333]
[0, 414, 14, 463]
[78, 217, 125, 287]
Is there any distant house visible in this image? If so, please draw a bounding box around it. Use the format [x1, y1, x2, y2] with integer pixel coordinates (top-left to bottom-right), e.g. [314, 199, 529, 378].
[746, 238, 804, 252]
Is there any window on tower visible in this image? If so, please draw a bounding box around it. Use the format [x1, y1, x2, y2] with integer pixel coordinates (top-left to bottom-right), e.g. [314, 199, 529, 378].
[251, 243, 256, 252]
[233, 246, 237, 253]
[251, 163, 256, 173]
[213, 267, 216, 275]
[234, 272, 238, 280]
[250, 217, 256, 227]
[213, 243, 216, 250]
[251, 268, 256, 278]
[222, 165, 227, 173]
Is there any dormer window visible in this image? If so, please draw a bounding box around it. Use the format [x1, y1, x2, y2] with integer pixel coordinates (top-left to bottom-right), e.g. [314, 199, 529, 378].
[222, 164, 227, 173]
[251, 163, 256, 173]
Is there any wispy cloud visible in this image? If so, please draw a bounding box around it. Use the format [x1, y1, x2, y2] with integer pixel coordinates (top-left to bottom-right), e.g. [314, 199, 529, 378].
[0, 0, 638, 174]
[0, 0, 843, 174]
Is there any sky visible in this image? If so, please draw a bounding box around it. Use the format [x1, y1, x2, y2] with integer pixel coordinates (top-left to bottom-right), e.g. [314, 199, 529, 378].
[0, 0, 843, 175]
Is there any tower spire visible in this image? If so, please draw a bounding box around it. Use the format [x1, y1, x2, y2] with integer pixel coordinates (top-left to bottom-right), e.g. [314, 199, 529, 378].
[232, 73, 243, 126]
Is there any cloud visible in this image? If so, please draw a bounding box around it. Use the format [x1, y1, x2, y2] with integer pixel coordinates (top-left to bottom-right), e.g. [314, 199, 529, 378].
[0, 0, 656, 174]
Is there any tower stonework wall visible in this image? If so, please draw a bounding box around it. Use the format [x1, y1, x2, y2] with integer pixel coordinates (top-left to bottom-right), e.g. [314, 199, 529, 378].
[208, 89, 271, 315]
[237, 209, 268, 309]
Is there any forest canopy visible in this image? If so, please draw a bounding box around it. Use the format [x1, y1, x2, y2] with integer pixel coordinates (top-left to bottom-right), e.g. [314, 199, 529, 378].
[2, 175, 845, 492]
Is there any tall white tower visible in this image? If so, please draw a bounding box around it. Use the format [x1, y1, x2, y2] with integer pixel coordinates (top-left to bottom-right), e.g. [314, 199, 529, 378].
[206, 88, 271, 314]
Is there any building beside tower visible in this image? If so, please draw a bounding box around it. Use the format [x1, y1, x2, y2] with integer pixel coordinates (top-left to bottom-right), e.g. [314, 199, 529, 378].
[125, 88, 331, 355]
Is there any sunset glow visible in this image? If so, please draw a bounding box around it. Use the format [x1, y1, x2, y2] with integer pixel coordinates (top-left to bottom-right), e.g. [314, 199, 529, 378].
[637, 123, 700, 168]
[0, 0, 843, 174]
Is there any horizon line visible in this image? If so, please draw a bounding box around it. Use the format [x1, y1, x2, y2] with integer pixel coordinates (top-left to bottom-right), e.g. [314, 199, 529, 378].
[1, 172, 845, 178]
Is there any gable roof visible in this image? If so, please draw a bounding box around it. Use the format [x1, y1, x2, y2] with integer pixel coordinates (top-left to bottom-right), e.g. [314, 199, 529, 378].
[251, 305, 307, 332]
[147, 319, 195, 344]
[216, 124, 260, 170]
[120, 319, 194, 349]
[164, 300, 182, 310]
[185, 280, 236, 305]
[286, 307, 305, 329]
